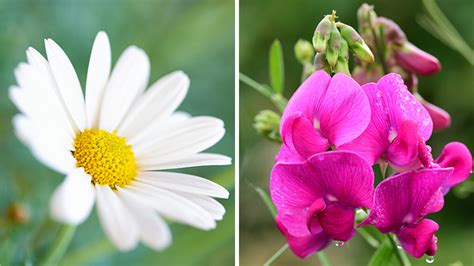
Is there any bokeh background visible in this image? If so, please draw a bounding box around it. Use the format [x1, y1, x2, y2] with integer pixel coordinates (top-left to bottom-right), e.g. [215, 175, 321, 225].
[0, 0, 234, 265]
[240, 0, 473, 265]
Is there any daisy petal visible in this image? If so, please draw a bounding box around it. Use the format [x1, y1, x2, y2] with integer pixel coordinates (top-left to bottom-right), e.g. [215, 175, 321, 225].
[85, 31, 111, 128]
[49, 168, 95, 225]
[138, 153, 231, 171]
[135, 116, 225, 161]
[174, 193, 226, 220]
[119, 71, 189, 139]
[13, 115, 76, 174]
[45, 39, 87, 131]
[99, 46, 150, 132]
[118, 183, 216, 230]
[95, 185, 139, 251]
[120, 193, 172, 250]
[136, 171, 229, 198]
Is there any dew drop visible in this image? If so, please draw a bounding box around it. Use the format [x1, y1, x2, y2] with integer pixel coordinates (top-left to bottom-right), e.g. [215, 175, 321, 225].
[334, 241, 345, 247]
[426, 256, 435, 264]
[376, 90, 382, 98]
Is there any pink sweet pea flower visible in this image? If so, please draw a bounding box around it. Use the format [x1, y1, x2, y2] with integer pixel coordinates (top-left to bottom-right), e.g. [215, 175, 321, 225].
[435, 142, 473, 193]
[271, 151, 374, 258]
[277, 70, 371, 163]
[360, 168, 453, 258]
[340, 73, 433, 172]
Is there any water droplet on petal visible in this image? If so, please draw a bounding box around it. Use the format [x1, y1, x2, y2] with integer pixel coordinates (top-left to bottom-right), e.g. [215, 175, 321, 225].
[334, 240, 345, 247]
[426, 256, 435, 264]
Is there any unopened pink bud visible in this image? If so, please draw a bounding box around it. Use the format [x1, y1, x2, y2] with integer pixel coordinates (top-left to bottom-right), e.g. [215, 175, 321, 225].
[395, 42, 441, 75]
[421, 100, 451, 131]
[375, 17, 406, 45]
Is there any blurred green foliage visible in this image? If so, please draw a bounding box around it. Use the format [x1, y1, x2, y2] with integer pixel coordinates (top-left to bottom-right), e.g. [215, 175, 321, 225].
[0, 0, 234, 265]
[240, 0, 473, 265]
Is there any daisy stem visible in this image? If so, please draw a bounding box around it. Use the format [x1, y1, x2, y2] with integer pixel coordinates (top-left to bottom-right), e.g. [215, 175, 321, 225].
[388, 233, 411, 266]
[40, 224, 76, 266]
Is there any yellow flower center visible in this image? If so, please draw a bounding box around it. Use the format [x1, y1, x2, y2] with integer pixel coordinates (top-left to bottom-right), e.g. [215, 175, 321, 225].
[73, 129, 138, 188]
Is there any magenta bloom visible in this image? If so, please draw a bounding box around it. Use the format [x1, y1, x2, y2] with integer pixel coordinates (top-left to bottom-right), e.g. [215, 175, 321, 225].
[435, 142, 473, 193]
[395, 42, 441, 76]
[277, 71, 371, 163]
[340, 73, 433, 172]
[360, 168, 453, 258]
[271, 151, 374, 258]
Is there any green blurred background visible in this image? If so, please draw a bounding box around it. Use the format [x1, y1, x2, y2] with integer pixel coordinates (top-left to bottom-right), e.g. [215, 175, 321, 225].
[0, 0, 234, 265]
[240, 0, 473, 265]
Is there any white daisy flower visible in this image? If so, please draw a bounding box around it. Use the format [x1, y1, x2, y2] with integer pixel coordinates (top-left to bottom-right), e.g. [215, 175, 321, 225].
[10, 31, 231, 251]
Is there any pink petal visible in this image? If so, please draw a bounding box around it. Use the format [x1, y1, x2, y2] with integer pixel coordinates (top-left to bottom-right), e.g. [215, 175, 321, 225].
[280, 70, 331, 128]
[339, 82, 391, 165]
[275, 143, 305, 164]
[317, 73, 371, 147]
[271, 162, 323, 236]
[377, 73, 433, 141]
[271, 151, 374, 237]
[317, 203, 356, 241]
[386, 120, 422, 172]
[276, 216, 330, 259]
[306, 198, 326, 235]
[360, 168, 452, 233]
[435, 142, 473, 191]
[397, 219, 439, 258]
[290, 114, 330, 158]
[306, 151, 374, 208]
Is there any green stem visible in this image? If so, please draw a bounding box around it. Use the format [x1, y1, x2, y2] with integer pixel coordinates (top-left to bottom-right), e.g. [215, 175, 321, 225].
[263, 243, 289, 266]
[60, 238, 114, 266]
[357, 227, 380, 249]
[239, 73, 287, 112]
[40, 224, 76, 266]
[316, 252, 332, 266]
[388, 234, 411, 266]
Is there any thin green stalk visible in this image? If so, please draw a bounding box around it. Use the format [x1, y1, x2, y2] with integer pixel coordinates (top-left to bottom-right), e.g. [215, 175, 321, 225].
[388, 234, 411, 266]
[252, 185, 277, 218]
[263, 243, 289, 266]
[60, 238, 114, 266]
[239, 73, 287, 112]
[40, 224, 76, 266]
[316, 252, 332, 266]
[357, 227, 380, 249]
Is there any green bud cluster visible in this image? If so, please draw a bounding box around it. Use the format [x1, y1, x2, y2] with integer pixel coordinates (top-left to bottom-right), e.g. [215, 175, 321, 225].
[311, 11, 374, 75]
[253, 110, 282, 142]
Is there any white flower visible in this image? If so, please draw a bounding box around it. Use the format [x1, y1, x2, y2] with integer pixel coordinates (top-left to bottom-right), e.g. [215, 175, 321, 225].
[10, 31, 231, 251]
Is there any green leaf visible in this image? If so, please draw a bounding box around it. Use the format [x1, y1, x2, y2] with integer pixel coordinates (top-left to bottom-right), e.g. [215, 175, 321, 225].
[269, 40, 285, 94]
[368, 238, 394, 266]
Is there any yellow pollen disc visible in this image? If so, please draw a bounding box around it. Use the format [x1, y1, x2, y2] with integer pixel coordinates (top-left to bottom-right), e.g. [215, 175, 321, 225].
[73, 129, 137, 188]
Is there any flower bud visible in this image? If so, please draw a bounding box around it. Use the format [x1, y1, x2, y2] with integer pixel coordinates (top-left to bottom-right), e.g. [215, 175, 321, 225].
[312, 15, 332, 52]
[294, 39, 314, 64]
[326, 24, 341, 67]
[357, 4, 377, 30]
[394, 42, 441, 75]
[338, 22, 374, 63]
[375, 17, 406, 45]
[335, 40, 350, 75]
[254, 110, 281, 141]
[352, 65, 383, 84]
[314, 53, 330, 73]
[415, 94, 451, 131]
